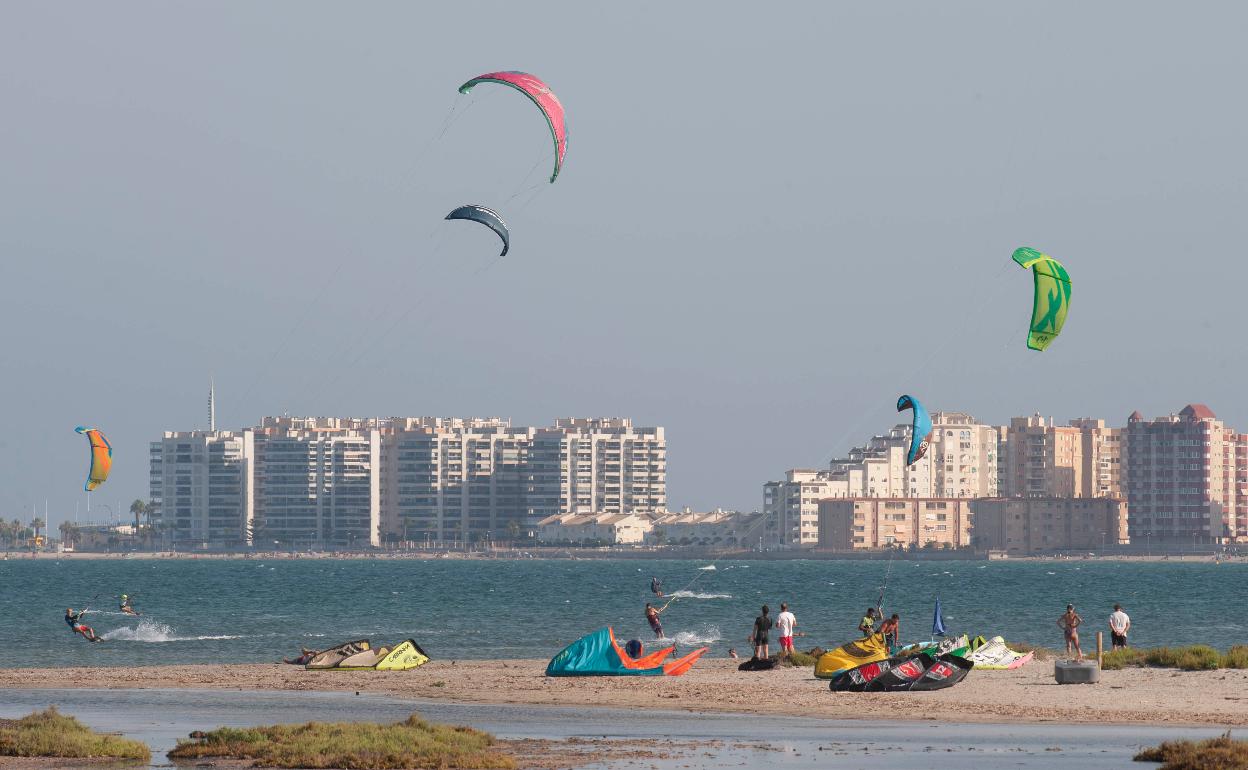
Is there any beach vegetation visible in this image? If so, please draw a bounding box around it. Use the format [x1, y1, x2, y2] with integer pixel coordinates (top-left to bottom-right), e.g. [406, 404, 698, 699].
[1102, 645, 1232, 671]
[167, 714, 515, 769]
[783, 650, 818, 667]
[0, 707, 150, 761]
[1134, 730, 1248, 769]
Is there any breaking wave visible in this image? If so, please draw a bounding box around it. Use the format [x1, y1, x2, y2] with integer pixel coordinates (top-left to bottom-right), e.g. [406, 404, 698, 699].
[668, 591, 732, 600]
[100, 619, 242, 643]
[697, 565, 717, 571]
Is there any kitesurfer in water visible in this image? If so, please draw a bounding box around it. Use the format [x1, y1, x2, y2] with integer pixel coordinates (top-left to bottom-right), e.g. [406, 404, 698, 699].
[650, 576, 663, 597]
[119, 594, 140, 616]
[644, 602, 664, 639]
[65, 607, 101, 643]
[1057, 604, 1083, 661]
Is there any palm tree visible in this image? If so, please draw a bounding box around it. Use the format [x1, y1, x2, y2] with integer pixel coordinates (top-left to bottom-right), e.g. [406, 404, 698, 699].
[31, 517, 45, 546]
[130, 499, 145, 534]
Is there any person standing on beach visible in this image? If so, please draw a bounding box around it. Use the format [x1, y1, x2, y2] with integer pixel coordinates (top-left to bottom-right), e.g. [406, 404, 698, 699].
[1108, 604, 1131, 650]
[750, 605, 773, 660]
[644, 602, 664, 639]
[1057, 604, 1083, 661]
[775, 603, 797, 658]
[858, 607, 877, 637]
[878, 613, 900, 651]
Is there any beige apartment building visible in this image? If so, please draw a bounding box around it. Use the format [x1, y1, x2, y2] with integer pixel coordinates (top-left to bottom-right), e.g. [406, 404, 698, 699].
[817, 498, 973, 550]
[970, 497, 1128, 554]
[1000, 415, 1124, 498]
[1125, 405, 1248, 543]
[765, 411, 998, 548]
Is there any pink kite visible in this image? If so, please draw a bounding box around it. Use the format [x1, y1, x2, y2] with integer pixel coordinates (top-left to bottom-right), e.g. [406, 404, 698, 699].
[459, 71, 567, 182]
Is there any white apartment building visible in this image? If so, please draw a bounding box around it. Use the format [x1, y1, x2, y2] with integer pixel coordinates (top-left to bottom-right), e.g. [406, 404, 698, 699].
[252, 418, 382, 549]
[763, 411, 999, 548]
[151, 416, 666, 548]
[149, 431, 253, 548]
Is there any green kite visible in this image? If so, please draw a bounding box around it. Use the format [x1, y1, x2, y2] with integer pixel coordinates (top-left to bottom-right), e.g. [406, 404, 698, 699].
[1012, 247, 1071, 352]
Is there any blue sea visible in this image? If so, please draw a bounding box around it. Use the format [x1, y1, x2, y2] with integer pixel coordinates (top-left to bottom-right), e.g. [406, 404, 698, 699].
[2, 557, 1244, 667]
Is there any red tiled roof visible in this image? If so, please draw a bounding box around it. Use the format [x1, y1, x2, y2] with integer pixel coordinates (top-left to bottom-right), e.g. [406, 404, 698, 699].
[1180, 404, 1217, 420]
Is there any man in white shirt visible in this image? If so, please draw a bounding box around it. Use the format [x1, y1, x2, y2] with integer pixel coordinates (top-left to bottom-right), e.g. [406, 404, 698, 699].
[776, 602, 797, 658]
[1109, 604, 1131, 650]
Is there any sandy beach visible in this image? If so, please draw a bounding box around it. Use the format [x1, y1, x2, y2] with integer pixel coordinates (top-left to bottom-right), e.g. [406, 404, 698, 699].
[3, 658, 1245, 727]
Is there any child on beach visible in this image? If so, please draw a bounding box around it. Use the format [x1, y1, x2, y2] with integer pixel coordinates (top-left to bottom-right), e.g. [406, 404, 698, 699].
[1057, 604, 1083, 661]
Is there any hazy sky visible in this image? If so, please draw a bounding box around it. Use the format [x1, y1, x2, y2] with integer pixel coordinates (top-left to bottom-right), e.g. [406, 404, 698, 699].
[2, 2, 1246, 528]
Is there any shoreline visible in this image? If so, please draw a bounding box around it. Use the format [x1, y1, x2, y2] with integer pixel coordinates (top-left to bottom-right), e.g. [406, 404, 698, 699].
[5, 550, 1241, 563]
[6, 659, 1246, 727]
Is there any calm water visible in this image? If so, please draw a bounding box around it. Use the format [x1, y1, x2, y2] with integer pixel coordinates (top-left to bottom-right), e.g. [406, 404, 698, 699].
[1, 688, 1224, 770]
[1, 556, 1244, 667]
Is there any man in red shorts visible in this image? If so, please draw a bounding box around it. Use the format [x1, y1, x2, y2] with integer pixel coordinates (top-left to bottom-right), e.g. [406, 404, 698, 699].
[775, 602, 797, 658]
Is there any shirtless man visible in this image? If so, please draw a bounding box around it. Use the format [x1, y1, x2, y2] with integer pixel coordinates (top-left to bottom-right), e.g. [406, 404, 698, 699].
[1057, 604, 1083, 661]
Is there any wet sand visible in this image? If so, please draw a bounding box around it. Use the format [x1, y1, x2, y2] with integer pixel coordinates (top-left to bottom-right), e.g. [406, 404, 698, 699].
[2, 658, 1246, 726]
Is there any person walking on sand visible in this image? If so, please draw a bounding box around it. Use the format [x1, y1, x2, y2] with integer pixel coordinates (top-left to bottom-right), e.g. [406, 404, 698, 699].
[775, 603, 797, 658]
[750, 605, 773, 660]
[644, 602, 665, 639]
[1109, 604, 1131, 650]
[1057, 604, 1083, 661]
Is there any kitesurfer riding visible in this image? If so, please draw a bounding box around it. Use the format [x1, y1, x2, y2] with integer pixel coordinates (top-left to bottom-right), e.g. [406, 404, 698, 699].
[650, 576, 663, 597]
[644, 602, 664, 639]
[65, 607, 101, 643]
[119, 594, 140, 616]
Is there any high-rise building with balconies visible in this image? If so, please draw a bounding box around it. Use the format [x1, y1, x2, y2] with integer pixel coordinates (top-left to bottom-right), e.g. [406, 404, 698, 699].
[1125, 405, 1247, 543]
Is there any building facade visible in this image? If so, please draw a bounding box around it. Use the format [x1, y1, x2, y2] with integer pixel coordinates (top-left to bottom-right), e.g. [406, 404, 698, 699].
[764, 411, 998, 548]
[1125, 405, 1248, 543]
[970, 497, 1128, 554]
[151, 416, 665, 548]
[648, 509, 765, 548]
[1000, 415, 1124, 498]
[817, 498, 973, 550]
[149, 430, 253, 548]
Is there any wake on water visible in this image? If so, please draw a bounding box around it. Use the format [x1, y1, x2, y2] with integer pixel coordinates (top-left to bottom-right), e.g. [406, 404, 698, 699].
[667, 590, 732, 600]
[664, 626, 722, 646]
[99, 619, 242, 643]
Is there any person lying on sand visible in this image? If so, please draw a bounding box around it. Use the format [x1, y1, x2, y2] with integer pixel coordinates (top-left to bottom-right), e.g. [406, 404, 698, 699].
[283, 647, 318, 665]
